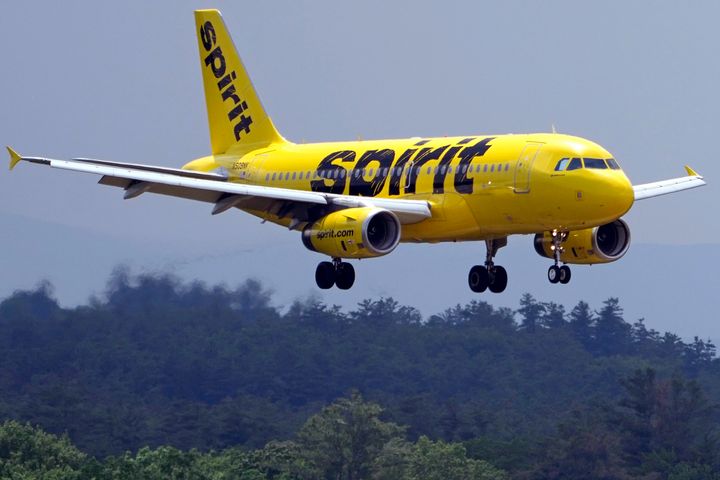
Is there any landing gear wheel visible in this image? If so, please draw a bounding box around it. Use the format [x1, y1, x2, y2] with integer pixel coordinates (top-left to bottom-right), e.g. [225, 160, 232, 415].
[488, 266, 508, 293]
[335, 262, 356, 290]
[548, 265, 561, 284]
[468, 265, 489, 293]
[315, 261, 335, 289]
[559, 265, 571, 284]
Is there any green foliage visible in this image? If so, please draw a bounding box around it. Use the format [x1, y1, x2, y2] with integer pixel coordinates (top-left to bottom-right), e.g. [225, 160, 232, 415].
[0, 421, 90, 480]
[0, 272, 719, 476]
[403, 436, 507, 480]
[295, 391, 405, 480]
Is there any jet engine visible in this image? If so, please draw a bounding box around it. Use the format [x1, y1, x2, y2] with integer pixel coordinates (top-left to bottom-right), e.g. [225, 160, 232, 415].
[302, 207, 401, 259]
[534, 219, 631, 264]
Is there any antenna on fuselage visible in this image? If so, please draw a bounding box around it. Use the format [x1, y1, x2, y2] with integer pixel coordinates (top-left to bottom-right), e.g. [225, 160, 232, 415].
[551, 123, 558, 134]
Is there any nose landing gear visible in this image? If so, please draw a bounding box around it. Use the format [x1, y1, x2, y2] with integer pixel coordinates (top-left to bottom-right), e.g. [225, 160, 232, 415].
[547, 230, 571, 285]
[468, 238, 508, 293]
[315, 258, 356, 290]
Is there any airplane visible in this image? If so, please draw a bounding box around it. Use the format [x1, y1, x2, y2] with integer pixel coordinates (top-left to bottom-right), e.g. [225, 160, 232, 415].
[7, 9, 706, 294]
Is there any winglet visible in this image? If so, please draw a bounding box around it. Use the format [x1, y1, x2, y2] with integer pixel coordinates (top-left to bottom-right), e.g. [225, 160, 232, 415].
[684, 165, 701, 177]
[7, 146, 22, 170]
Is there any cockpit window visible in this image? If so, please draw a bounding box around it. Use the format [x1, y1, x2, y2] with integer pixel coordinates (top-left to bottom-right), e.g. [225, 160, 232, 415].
[584, 158, 608, 169]
[554, 158, 570, 171]
[566, 157, 583, 171]
[606, 158, 621, 170]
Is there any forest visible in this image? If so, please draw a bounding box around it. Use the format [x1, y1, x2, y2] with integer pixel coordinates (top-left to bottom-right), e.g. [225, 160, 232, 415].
[0, 269, 718, 479]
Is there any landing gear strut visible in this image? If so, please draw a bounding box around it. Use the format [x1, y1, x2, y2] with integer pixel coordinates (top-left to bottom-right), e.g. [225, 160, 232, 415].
[547, 230, 571, 285]
[468, 238, 508, 293]
[315, 258, 355, 290]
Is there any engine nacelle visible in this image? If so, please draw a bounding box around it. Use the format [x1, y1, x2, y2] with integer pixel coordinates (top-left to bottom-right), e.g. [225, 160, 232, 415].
[534, 219, 631, 265]
[302, 207, 401, 259]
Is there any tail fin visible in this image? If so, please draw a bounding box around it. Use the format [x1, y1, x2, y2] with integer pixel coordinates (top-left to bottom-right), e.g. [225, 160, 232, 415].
[194, 10, 285, 155]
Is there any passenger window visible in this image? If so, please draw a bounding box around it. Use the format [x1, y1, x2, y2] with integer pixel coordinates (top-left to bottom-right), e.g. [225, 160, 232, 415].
[462, 165, 468, 174]
[383, 167, 389, 176]
[606, 158, 621, 170]
[448, 166, 453, 174]
[368, 169, 374, 176]
[285, 172, 290, 180]
[272, 173, 277, 181]
[566, 158, 582, 171]
[584, 158, 607, 169]
[426, 166, 432, 174]
[440, 166, 447, 174]
[483, 164, 488, 173]
[339, 169, 346, 178]
[505, 163, 510, 172]
[554, 158, 570, 171]
[292, 172, 297, 180]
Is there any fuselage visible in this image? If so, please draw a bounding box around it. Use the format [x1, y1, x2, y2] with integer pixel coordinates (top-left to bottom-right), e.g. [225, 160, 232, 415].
[186, 132, 634, 242]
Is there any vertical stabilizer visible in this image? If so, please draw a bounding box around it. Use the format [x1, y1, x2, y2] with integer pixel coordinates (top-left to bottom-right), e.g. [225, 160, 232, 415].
[194, 10, 285, 154]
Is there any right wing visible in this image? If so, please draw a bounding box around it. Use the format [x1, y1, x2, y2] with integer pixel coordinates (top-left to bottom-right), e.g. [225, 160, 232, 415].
[7, 147, 431, 225]
[632, 166, 706, 201]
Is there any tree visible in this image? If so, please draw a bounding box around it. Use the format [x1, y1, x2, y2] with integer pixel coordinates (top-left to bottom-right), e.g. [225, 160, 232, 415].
[296, 392, 405, 480]
[517, 294, 545, 333]
[102, 446, 207, 480]
[615, 369, 719, 475]
[404, 436, 507, 480]
[568, 301, 594, 349]
[593, 298, 631, 355]
[684, 337, 717, 375]
[0, 421, 92, 479]
[541, 302, 566, 330]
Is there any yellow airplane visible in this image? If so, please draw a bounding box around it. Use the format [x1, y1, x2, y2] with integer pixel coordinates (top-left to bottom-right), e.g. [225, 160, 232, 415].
[7, 9, 706, 293]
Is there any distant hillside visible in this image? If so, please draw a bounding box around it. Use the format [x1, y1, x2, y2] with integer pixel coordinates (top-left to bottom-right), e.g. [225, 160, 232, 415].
[0, 272, 718, 477]
[2, 211, 718, 343]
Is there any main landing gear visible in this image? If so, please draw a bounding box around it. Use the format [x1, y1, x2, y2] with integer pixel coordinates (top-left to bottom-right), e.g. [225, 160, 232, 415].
[468, 238, 508, 293]
[315, 258, 355, 290]
[547, 230, 571, 285]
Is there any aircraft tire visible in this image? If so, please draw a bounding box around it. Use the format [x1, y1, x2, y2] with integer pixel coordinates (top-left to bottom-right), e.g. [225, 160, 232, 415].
[488, 266, 508, 293]
[559, 265, 571, 284]
[468, 265, 489, 293]
[548, 265, 561, 284]
[315, 261, 336, 289]
[335, 262, 355, 290]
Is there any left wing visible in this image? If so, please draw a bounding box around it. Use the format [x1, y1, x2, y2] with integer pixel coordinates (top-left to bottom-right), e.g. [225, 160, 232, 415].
[7, 147, 431, 225]
[633, 166, 706, 201]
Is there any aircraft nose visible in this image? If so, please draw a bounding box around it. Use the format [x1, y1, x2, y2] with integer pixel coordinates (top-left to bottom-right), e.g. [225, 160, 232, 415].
[602, 173, 634, 218]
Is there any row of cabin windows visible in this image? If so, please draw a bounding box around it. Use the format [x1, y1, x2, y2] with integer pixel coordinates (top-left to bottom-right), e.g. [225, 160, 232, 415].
[554, 157, 621, 172]
[263, 163, 512, 182]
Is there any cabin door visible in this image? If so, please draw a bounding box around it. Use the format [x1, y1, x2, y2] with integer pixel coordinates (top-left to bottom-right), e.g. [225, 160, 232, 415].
[513, 142, 542, 193]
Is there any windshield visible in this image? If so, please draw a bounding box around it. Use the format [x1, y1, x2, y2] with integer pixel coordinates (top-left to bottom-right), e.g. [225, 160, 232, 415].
[553, 157, 622, 172]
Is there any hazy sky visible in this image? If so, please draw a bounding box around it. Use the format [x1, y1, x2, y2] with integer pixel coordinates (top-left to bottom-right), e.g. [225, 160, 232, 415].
[0, 2, 716, 338]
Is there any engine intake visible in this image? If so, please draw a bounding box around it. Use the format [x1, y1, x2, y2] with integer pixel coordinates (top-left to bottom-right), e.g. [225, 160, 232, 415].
[302, 207, 401, 259]
[534, 219, 631, 264]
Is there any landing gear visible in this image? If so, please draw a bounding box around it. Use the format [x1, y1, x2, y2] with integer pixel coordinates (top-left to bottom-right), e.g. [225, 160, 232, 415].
[335, 262, 356, 290]
[315, 258, 355, 290]
[547, 230, 571, 285]
[315, 261, 335, 289]
[468, 238, 508, 294]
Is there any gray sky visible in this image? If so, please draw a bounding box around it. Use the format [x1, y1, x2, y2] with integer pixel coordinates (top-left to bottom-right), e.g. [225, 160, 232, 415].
[0, 2, 716, 338]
